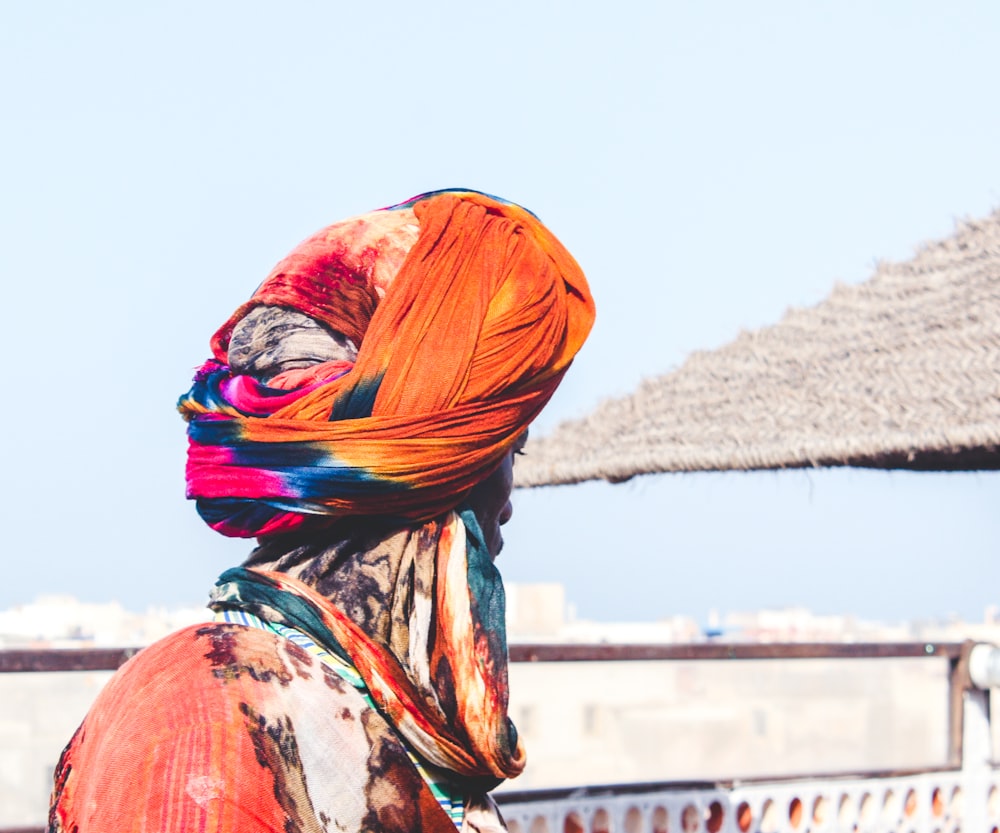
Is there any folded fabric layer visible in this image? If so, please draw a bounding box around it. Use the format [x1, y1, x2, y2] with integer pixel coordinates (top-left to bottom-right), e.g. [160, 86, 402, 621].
[178, 189, 595, 538]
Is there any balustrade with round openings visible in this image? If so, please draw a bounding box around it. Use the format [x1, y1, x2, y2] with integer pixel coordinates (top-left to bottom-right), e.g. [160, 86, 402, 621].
[592, 808, 611, 833]
[950, 787, 964, 822]
[736, 800, 753, 833]
[812, 795, 829, 828]
[788, 797, 803, 830]
[564, 811, 585, 833]
[706, 801, 724, 833]
[932, 788, 945, 819]
[837, 793, 856, 830]
[496, 774, 1000, 833]
[859, 792, 875, 830]
[531, 815, 551, 833]
[681, 803, 700, 833]
[760, 799, 778, 833]
[881, 789, 901, 828]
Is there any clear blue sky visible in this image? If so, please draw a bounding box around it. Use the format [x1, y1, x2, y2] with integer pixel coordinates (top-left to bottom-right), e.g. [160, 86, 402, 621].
[2, 2, 998, 624]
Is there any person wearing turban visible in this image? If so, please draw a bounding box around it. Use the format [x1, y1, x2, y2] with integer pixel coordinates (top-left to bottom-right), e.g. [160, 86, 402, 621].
[48, 190, 595, 833]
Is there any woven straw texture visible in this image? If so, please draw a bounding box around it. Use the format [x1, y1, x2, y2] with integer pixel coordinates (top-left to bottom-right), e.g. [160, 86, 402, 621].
[516, 210, 1000, 487]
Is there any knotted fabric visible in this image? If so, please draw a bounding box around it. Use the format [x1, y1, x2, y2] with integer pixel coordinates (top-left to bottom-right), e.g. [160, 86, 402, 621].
[178, 189, 595, 538]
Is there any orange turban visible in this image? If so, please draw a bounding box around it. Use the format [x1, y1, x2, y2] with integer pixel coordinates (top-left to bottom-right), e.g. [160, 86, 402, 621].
[179, 189, 595, 537]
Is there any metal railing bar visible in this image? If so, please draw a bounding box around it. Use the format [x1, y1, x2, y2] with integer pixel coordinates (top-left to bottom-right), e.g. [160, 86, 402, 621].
[508, 642, 964, 663]
[0, 642, 965, 673]
[0, 647, 140, 673]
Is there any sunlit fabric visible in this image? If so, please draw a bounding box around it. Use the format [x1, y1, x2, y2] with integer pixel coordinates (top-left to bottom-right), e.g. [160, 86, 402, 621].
[178, 189, 595, 538]
[48, 590, 502, 832]
[211, 509, 523, 784]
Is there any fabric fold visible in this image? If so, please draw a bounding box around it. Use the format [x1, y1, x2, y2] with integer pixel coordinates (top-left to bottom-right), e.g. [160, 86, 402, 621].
[178, 189, 594, 539]
[210, 508, 524, 789]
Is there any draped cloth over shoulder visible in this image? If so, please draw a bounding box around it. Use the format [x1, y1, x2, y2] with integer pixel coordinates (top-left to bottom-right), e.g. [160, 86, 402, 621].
[179, 189, 595, 538]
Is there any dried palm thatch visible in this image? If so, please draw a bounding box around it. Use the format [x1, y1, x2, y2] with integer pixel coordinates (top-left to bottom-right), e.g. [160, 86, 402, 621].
[516, 210, 1000, 487]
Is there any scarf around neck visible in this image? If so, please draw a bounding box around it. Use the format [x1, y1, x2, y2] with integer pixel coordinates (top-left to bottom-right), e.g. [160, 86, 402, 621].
[210, 507, 523, 790]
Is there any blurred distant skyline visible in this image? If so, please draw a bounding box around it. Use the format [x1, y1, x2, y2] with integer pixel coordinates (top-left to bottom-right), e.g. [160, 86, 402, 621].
[1, 2, 998, 623]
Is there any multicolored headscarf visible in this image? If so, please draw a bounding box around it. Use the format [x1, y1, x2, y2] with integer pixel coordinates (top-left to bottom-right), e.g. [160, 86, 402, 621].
[178, 189, 595, 538]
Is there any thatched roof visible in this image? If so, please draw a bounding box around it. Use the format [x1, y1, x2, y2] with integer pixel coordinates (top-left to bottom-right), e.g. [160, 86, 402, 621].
[516, 210, 1000, 487]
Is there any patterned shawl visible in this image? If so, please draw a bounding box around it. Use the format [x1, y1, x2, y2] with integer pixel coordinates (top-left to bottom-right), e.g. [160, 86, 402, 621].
[49, 516, 518, 831]
[48, 613, 506, 832]
[218, 508, 521, 786]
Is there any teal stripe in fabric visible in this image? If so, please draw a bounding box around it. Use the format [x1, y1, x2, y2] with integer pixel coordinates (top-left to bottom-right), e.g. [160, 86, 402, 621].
[212, 566, 354, 664]
[216, 607, 367, 689]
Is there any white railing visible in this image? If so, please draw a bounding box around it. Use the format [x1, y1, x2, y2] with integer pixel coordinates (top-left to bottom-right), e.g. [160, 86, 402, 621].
[495, 642, 999, 833]
[498, 770, 1000, 833]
